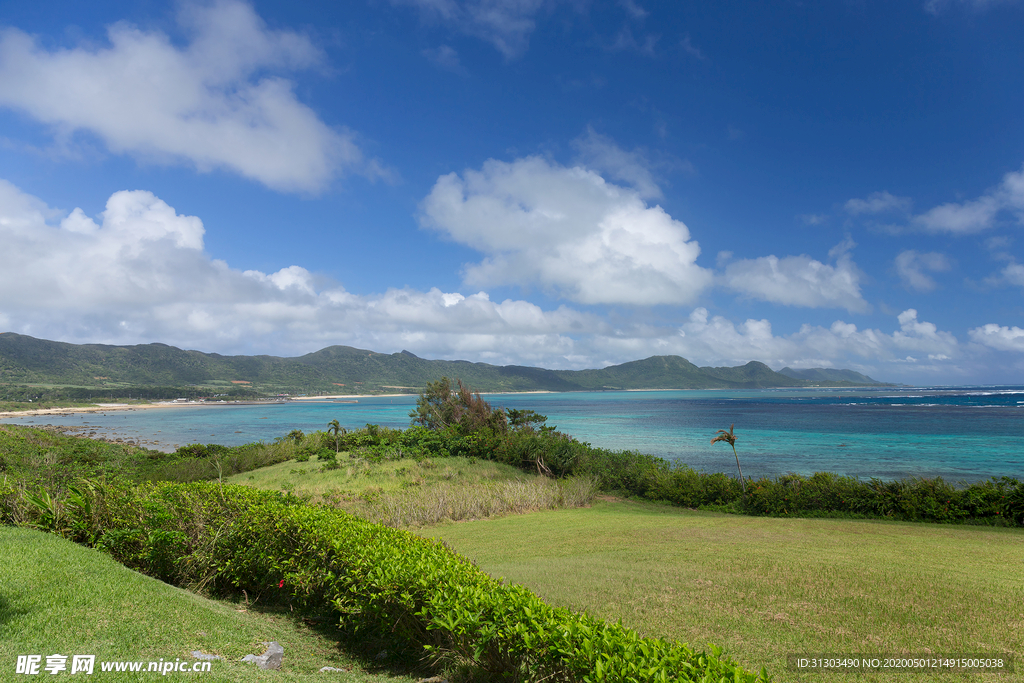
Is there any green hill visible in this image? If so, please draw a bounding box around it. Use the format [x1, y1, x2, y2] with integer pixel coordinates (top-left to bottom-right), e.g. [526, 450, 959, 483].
[0, 332, 886, 395]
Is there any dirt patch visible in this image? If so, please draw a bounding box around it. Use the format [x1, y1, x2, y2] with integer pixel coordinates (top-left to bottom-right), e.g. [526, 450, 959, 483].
[594, 494, 625, 504]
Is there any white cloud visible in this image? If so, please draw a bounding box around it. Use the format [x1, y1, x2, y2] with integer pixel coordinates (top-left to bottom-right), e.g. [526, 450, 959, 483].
[999, 263, 1024, 286]
[799, 213, 827, 226]
[894, 250, 951, 292]
[722, 240, 869, 313]
[0, 0, 380, 192]
[680, 34, 706, 61]
[419, 44, 468, 74]
[911, 164, 1024, 233]
[419, 155, 713, 305]
[912, 196, 1001, 233]
[984, 260, 1024, 288]
[983, 235, 1013, 260]
[422, 45, 466, 73]
[969, 324, 1024, 352]
[609, 26, 659, 56]
[892, 309, 959, 356]
[392, 0, 551, 59]
[570, 127, 662, 199]
[619, 0, 649, 20]
[844, 190, 912, 215]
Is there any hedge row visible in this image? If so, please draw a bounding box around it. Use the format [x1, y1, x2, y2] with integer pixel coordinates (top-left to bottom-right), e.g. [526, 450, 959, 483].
[1, 479, 769, 683]
[295, 423, 1024, 527]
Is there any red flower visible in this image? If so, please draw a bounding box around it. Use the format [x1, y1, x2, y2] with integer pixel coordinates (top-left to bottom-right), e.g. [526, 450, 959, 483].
[278, 579, 285, 588]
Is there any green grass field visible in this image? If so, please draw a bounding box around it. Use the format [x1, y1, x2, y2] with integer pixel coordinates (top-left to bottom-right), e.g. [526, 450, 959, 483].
[422, 498, 1024, 683]
[0, 526, 425, 682]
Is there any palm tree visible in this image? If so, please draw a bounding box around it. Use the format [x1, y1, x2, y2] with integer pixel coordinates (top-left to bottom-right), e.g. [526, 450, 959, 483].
[711, 424, 745, 492]
[327, 419, 344, 455]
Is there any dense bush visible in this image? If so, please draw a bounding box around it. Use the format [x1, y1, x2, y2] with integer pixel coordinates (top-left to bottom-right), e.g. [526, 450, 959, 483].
[173, 443, 231, 459]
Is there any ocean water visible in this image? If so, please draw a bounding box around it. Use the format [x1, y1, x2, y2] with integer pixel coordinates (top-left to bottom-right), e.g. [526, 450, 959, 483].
[4, 387, 1023, 483]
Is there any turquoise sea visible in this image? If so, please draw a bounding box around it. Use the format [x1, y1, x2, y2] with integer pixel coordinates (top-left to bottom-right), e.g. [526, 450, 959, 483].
[4, 386, 1023, 483]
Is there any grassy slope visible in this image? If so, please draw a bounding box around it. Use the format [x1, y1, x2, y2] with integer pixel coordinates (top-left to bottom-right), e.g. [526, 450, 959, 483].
[422, 499, 1024, 683]
[0, 526, 423, 682]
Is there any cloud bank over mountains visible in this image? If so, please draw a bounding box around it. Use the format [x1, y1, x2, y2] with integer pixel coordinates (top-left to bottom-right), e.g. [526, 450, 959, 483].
[0, 175, 1008, 381]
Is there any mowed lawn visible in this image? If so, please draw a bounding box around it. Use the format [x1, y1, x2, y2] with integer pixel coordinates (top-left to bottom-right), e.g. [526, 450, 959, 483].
[422, 499, 1024, 683]
[0, 527, 424, 683]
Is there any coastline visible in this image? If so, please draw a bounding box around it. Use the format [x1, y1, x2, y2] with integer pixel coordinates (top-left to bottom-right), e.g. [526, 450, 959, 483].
[0, 394, 419, 420]
[0, 402, 198, 420]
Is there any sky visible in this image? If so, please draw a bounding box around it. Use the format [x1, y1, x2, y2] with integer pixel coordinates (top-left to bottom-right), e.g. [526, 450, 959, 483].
[0, 0, 1023, 385]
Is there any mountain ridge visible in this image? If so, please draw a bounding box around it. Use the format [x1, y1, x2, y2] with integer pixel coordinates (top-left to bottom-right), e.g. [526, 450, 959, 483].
[0, 332, 888, 394]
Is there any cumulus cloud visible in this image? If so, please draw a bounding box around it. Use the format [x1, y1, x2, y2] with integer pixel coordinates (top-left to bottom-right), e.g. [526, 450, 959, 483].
[911, 164, 1024, 233]
[894, 250, 951, 291]
[844, 190, 912, 215]
[721, 240, 869, 313]
[392, 0, 552, 59]
[419, 155, 713, 305]
[969, 324, 1024, 352]
[891, 309, 959, 356]
[0, 0, 380, 192]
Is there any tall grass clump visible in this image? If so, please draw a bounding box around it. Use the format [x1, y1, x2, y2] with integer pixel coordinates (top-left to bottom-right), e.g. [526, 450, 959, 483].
[352, 475, 600, 527]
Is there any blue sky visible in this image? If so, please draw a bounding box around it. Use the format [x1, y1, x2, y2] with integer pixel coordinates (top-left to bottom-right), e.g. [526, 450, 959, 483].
[1, 0, 1023, 384]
